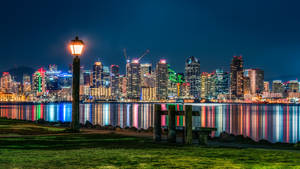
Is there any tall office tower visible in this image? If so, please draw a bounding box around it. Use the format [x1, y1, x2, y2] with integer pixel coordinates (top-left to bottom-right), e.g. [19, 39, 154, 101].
[155, 59, 169, 100]
[212, 69, 229, 98]
[272, 80, 285, 93]
[243, 76, 251, 95]
[110, 65, 120, 99]
[0, 72, 12, 93]
[32, 68, 46, 95]
[48, 64, 58, 72]
[264, 81, 270, 92]
[102, 66, 110, 87]
[185, 56, 201, 99]
[200, 72, 212, 99]
[244, 69, 264, 94]
[92, 61, 103, 88]
[230, 56, 244, 99]
[287, 80, 299, 92]
[168, 66, 178, 99]
[140, 63, 152, 87]
[22, 74, 31, 93]
[119, 75, 127, 99]
[126, 59, 141, 100]
[83, 70, 91, 86]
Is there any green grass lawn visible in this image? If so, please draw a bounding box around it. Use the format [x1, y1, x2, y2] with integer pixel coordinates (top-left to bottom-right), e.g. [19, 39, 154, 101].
[0, 119, 299, 169]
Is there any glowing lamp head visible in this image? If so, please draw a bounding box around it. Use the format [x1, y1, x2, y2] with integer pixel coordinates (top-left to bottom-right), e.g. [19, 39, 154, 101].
[69, 36, 85, 56]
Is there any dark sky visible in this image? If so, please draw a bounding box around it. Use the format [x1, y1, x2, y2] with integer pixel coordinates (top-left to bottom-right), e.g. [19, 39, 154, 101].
[1, 0, 300, 80]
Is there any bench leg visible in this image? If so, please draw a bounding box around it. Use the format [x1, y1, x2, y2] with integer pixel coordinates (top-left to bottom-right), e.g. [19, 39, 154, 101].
[198, 132, 208, 145]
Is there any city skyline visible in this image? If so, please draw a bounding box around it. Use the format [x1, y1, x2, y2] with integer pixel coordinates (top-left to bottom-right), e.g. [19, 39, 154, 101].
[1, 0, 300, 80]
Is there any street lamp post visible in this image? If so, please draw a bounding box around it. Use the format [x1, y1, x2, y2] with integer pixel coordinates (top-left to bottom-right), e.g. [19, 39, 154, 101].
[69, 36, 84, 132]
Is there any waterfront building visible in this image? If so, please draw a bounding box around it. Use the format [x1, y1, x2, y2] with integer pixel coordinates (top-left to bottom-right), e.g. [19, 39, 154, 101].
[119, 75, 127, 99]
[110, 65, 120, 100]
[287, 80, 299, 93]
[212, 69, 229, 98]
[185, 56, 201, 98]
[22, 74, 31, 93]
[140, 63, 152, 87]
[179, 82, 192, 98]
[90, 86, 112, 100]
[200, 72, 211, 99]
[83, 70, 91, 86]
[244, 68, 264, 94]
[0, 72, 13, 93]
[126, 59, 141, 100]
[141, 87, 156, 101]
[32, 68, 46, 95]
[264, 81, 270, 92]
[92, 61, 103, 88]
[243, 76, 251, 95]
[103, 66, 110, 87]
[155, 59, 168, 100]
[272, 80, 285, 94]
[168, 65, 179, 99]
[230, 56, 244, 99]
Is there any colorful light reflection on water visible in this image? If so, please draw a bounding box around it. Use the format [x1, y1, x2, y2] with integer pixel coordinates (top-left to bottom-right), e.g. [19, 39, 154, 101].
[0, 103, 299, 143]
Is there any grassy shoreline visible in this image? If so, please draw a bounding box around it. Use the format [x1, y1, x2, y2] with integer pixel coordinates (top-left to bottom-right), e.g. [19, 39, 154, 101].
[0, 118, 299, 168]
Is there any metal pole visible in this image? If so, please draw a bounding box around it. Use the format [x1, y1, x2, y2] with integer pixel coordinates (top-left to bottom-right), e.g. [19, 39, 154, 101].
[71, 55, 80, 132]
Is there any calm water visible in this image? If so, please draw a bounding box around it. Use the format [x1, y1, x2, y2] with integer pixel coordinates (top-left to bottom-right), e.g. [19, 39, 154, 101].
[0, 103, 299, 143]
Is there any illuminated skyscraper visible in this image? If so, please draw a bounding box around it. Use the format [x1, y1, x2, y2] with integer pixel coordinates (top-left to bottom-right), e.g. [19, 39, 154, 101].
[103, 66, 110, 87]
[0, 72, 12, 93]
[110, 65, 120, 99]
[126, 59, 141, 100]
[272, 80, 285, 93]
[32, 68, 46, 95]
[264, 81, 270, 92]
[230, 56, 244, 99]
[22, 74, 31, 93]
[287, 80, 299, 93]
[140, 63, 152, 87]
[210, 69, 229, 99]
[92, 62, 103, 88]
[200, 72, 211, 99]
[185, 56, 201, 98]
[244, 69, 264, 94]
[155, 59, 168, 100]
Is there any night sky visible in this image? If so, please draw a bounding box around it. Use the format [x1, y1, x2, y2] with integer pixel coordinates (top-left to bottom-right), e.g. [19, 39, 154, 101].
[1, 0, 300, 81]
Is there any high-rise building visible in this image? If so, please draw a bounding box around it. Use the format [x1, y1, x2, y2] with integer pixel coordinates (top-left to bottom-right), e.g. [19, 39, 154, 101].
[110, 65, 120, 100]
[0, 72, 12, 93]
[32, 68, 46, 95]
[22, 74, 31, 93]
[211, 69, 229, 99]
[140, 63, 152, 87]
[272, 80, 285, 94]
[264, 81, 270, 92]
[244, 69, 264, 94]
[155, 59, 168, 100]
[83, 70, 91, 86]
[287, 80, 299, 93]
[185, 56, 201, 99]
[243, 76, 251, 95]
[102, 66, 110, 87]
[119, 75, 127, 99]
[230, 56, 244, 99]
[92, 62, 103, 88]
[200, 72, 211, 99]
[168, 66, 178, 99]
[126, 59, 141, 100]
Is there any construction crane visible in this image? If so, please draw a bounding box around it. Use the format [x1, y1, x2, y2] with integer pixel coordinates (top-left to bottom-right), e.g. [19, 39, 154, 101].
[137, 49, 150, 62]
[123, 48, 150, 63]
